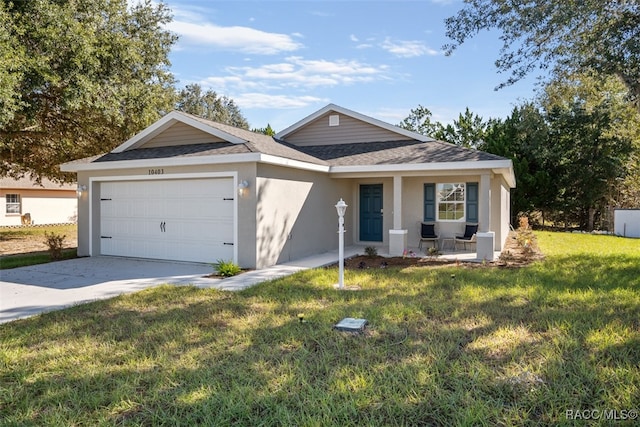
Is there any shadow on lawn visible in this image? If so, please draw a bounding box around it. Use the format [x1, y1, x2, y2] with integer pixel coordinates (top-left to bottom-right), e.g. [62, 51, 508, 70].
[2, 251, 639, 425]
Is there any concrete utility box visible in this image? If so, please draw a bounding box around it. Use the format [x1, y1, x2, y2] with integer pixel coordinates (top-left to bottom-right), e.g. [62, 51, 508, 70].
[476, 231, 495, 261]
[614, 209, 640, 238]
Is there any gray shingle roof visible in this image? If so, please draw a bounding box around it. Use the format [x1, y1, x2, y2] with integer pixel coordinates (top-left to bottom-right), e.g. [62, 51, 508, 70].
[65, 111, 507, 168]
[94, 142, 250, 162]
[291, 140, 506, 166]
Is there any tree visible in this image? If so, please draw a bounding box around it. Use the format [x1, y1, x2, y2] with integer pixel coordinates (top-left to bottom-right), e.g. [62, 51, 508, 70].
[444, 0, 640, 109]
[175, 84, 249, 129]
[482, 103, 554, 225]
[399, 105, 488, 148]
[397, 105, 441, 137]
[437, 108, 488, 148]
[541, 73, 637, 229]
[0, 0, 177, 182]
[252, 124, 276, 136]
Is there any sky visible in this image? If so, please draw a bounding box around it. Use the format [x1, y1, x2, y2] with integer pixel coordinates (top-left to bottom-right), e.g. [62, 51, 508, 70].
[161, 0, 544, 132]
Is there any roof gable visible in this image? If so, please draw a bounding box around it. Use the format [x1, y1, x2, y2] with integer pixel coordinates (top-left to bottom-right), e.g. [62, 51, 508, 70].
[112, 111, 247, 153]
[275, 103, 434, 146]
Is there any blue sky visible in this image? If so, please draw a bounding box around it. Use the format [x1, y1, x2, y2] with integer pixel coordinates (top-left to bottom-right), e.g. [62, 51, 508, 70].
[161, 0, 543, 132]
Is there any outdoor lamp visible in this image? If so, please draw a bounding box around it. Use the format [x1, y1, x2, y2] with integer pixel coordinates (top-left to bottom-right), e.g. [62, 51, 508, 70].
[335, 198, 347, 218]
[335, 198, 348, 289]
[238, 180, 249, 197]
[77, 184, 87, 198]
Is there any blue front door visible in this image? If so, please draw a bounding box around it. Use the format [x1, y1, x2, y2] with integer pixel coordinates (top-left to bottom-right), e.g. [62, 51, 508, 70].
[360, 184, 383, 241]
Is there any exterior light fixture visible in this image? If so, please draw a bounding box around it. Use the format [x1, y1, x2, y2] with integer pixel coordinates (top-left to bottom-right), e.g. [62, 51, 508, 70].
[335, 198, 347, 289]
[238, 180, 249, 197]
[77, 184, 87, 198]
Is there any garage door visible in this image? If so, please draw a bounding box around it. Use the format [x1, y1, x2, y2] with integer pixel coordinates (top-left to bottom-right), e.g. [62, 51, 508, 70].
[99, 178, 235, 263]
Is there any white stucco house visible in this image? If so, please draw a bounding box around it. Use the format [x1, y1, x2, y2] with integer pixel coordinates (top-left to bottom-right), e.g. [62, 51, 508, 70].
[0, 175, 77, 226]
[61, 104, 515, 269]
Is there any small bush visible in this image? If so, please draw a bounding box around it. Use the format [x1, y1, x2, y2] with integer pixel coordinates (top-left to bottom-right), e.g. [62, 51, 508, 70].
[427, 246, 439, 258]
[212, 259, 242, 278]
[44, 232, 65, 260]
[364, 246, 378, 257]
[518, 215, 530, 230]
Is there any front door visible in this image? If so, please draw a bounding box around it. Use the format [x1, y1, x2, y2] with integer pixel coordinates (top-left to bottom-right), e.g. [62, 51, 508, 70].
[359, 184, 383, 241]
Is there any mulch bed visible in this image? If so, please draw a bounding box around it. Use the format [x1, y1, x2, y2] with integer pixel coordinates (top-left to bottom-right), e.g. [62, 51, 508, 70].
[328, 230, 544, 271]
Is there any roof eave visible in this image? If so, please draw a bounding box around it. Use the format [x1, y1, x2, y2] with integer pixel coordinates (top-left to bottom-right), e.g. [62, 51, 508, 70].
[330, 159, 516, 187]
[60, 153, 329, 174]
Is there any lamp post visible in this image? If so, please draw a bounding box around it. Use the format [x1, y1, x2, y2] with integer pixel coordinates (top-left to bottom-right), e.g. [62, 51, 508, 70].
[335, 198, 347, 289]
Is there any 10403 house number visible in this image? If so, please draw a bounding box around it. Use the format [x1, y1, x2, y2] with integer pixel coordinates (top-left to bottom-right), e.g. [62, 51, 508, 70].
[148, 168, 164, 175]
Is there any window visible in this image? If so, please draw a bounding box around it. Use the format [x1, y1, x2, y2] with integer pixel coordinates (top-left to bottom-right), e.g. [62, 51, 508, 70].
[6, 194, 21, 214]
[437, 183, 465, 221]
[424, 182, 478, 222]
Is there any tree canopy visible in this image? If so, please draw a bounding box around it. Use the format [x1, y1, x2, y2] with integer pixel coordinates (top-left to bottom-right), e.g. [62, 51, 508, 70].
[176, 84, 249, 129]
[0, 0, 177, 182]
[444, 0, 640, 109]
[402, 72, 640, 229]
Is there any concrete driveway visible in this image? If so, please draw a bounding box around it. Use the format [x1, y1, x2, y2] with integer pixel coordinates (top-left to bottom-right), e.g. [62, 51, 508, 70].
[0, 248, 360, 324]
[0, 257, 221, 324]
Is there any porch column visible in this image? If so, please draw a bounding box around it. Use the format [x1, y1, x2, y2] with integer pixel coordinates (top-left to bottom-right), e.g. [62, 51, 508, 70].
[393, 174, 402, 229]
[476, 173, 495, 261]
[389, 175, 407, 256]
[479, 173, 491, 232]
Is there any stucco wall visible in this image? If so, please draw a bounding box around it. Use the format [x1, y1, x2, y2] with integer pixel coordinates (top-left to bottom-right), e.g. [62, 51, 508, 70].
[401, 174, 487, 248]
[0, 190, 77, 226]
[256, 164, 351, 269]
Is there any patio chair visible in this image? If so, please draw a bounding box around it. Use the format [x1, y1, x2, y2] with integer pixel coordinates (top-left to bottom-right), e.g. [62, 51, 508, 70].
[418, 222, 439, 251]
[454, 223, 478, 251]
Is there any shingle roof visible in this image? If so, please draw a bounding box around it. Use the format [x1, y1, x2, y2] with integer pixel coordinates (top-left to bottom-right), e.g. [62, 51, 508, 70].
[291, 140, 506, 166]
[0, 174, 75, 190]
[62, 111, 508, 169]
[94, 142, 250, 162]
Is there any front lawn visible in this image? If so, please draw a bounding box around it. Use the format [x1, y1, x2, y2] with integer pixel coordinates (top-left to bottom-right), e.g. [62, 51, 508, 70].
[0, 224, 77, 269]
[1, 232, 639, 425]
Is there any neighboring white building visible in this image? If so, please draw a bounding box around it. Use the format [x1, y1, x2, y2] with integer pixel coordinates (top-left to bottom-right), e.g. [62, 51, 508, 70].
[614, 209, 640, 238]
[0, 175, 77, 226]
[61, 105, 515, 269]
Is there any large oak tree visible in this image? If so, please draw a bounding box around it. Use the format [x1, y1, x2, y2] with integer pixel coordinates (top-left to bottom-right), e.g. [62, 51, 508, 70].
[444, 0, 640, 109]
[0, 0, 177, 182]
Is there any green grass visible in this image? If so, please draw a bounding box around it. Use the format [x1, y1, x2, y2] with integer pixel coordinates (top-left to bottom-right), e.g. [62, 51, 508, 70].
[0, 248, 78, 269]
[0, 224, 77, 269]
[1, 232, 639, 426]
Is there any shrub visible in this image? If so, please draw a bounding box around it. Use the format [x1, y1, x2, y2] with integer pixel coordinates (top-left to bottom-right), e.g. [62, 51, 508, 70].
[44, 232, 65, 260]
[212, 259, 242, 278]
[518, 215, 530, 230]
[364, 246, 378, 257]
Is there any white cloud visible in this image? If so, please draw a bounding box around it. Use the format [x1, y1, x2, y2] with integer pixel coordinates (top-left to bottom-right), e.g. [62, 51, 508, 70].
[233, 93, 328, 109]
[380, 37, 440, 58]
[202, 57, 391, 92]
[350, 34, 359, 42]
[167, 21, 303, 55]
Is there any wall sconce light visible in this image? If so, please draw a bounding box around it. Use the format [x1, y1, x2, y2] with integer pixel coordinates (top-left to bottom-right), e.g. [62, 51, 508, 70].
[77, 184, 87, 198]
[238, 180, 249, 197]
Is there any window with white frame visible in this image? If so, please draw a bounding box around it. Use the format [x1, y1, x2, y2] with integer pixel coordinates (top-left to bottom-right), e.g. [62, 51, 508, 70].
[437, 183, 465, 221]
[6, 194, 21, 214]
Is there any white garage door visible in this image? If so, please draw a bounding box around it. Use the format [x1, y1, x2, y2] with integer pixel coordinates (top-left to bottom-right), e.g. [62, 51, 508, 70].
[99, 178, 235, 263]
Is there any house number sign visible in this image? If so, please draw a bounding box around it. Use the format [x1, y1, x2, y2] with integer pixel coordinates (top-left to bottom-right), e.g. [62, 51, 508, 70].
[148, 168, 164, 175]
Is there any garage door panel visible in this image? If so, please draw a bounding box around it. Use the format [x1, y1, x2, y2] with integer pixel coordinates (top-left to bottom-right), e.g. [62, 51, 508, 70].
[99, 178, 235, 263]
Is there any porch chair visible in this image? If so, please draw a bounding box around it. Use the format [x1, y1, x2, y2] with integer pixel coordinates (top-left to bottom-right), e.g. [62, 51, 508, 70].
[454, 223, 478, 251]
[418, 222, 439, 251]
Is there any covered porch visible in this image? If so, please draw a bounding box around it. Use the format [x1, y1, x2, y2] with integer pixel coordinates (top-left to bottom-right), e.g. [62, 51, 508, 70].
[334, 164, 515, 262]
